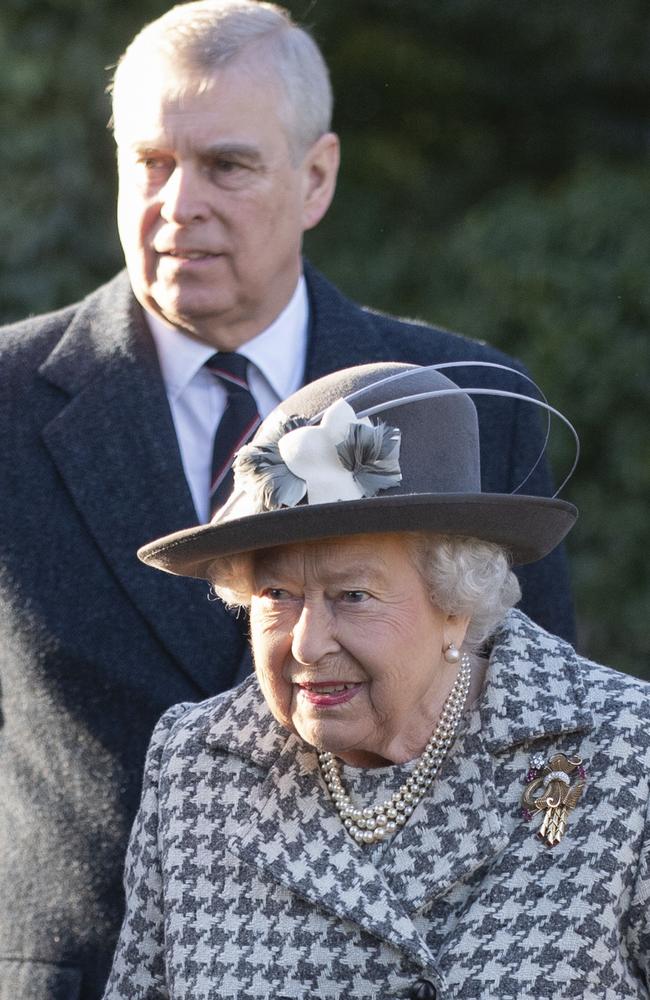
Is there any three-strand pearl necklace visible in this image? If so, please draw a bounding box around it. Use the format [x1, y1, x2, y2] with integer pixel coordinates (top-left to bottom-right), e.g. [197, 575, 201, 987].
[317, 654, 471, 845]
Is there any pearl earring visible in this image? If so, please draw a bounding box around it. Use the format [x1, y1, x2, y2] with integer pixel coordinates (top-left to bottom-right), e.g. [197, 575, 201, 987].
[444, 641, 460, 663]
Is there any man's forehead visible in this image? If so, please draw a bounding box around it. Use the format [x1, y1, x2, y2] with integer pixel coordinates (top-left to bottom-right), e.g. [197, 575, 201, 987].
[113, 77, 225, 139]
[113, 62, 284, 148]
[114, 54, 280, 117]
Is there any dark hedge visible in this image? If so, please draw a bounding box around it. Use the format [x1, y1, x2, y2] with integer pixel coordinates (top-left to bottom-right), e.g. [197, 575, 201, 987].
[1, 0, 648, 677]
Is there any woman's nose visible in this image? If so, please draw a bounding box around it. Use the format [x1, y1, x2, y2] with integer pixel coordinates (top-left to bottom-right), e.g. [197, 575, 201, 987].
[291, 602, 339, 665]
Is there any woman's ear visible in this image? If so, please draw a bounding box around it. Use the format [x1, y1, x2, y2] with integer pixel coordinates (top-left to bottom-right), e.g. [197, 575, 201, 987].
[443, 613, 471, 654]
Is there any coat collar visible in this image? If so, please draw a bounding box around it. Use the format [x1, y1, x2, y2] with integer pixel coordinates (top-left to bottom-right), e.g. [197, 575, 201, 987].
[33, 262, 370, 692]
[38, 272, 245, 694]
[373, 611, 593, 914]
[207, 681, 436, 969]
[478, 608, 593, 754]
[205, 612, 593, 960]
[303, 261, 395, 381]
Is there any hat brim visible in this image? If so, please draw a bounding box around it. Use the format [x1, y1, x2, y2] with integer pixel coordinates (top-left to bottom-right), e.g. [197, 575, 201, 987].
[138, 493, 577, 580]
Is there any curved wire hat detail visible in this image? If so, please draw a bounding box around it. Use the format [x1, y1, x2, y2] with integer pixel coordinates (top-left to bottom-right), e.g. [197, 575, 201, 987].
[138, 361, 578, 580]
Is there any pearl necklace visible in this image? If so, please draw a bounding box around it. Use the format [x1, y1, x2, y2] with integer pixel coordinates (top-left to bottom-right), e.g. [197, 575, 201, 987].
[317, 654, 471, 845]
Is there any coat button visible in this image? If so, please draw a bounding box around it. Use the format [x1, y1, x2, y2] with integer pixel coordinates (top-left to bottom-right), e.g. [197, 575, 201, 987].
[408, 979, 437, 1000]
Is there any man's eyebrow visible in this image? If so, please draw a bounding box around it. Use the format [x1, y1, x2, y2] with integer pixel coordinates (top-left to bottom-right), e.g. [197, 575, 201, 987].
[120, 141, 172, 156]
[200, 143, 263, 163]
[120, 142, 264, 162]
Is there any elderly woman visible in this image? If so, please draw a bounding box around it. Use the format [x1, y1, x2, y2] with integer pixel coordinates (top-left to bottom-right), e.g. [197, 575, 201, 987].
[104, 364, 649, 1000]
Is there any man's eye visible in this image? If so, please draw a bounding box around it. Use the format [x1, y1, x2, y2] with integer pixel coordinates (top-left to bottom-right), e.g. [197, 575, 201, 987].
[139, 156, 169, 170]
[342, 591, 369, 603]
[208, 158, 246, 177]
[206, 158, 255, 188]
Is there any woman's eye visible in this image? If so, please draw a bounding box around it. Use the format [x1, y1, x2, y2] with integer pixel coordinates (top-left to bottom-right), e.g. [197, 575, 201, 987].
[262, 588, 290, 601]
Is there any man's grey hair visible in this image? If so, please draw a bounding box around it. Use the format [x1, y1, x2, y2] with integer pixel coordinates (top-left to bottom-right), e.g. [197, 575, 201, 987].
[110, 0, 333, 161]
[208, 533, 521, 652]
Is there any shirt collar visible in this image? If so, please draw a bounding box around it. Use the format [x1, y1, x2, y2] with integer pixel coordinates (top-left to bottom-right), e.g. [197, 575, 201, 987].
[145, 275, 308, 402]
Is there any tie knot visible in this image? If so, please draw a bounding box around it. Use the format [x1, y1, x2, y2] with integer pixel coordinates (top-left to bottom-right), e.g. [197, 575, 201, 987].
[205, 353, 251, 394]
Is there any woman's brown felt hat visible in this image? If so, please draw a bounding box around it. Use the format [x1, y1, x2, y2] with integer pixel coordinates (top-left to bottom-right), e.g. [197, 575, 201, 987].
[138, 362, 577, 580]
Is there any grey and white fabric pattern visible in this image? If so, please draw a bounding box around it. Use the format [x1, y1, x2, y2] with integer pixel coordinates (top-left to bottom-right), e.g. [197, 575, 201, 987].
[103, 610, 650, 1000]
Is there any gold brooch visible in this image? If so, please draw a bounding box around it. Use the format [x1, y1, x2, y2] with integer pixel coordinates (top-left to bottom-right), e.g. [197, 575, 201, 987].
[522, 752, 586, 847]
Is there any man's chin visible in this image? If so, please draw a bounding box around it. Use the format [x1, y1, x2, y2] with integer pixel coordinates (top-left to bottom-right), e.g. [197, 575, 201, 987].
[142, 281, 270, 349]
[146, 290, 232, 344]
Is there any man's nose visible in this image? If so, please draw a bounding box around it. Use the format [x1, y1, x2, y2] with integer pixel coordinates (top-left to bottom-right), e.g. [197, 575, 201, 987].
[158, 165, 209, 225]
[291, 601, 339, 665]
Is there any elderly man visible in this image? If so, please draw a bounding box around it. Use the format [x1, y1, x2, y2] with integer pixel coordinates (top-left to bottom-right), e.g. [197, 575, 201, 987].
[0, 2, 574, 997]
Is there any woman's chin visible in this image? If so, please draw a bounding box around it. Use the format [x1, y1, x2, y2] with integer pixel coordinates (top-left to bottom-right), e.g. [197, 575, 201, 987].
[295, 723, 388, 768]
[295, 718, 359, 757]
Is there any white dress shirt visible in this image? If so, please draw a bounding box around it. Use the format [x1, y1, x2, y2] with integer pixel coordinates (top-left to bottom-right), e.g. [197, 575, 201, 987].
[147, 277, 309, 523]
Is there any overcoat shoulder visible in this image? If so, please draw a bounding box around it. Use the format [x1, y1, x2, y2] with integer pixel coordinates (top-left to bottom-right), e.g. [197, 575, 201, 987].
[0, 273, 246, 998]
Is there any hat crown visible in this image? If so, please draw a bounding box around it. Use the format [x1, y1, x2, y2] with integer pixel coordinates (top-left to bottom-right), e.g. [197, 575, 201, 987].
[137, 361, 578, 579]
[240, 363, 480, 513]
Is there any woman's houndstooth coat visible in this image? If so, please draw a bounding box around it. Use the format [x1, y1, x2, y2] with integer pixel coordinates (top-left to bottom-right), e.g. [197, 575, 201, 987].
[103, 611, 650, 1000]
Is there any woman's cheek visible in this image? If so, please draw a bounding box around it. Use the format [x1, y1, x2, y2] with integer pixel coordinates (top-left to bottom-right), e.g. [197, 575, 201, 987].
[252, 620, 294, 728]
[255, 667, 292, 729]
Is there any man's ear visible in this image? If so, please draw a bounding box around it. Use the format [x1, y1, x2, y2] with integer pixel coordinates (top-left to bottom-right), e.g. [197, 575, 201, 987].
[300, 132, 340, 232]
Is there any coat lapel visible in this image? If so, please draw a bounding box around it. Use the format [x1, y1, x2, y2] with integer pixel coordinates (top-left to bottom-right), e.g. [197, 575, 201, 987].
[38, 272, 245, 694]
[380, 610, 594, 912]
[209, 681, 436, 970]
[378, 718, 509, 914]
[213, 614, 594, 935]
[303, 262, 395, 381]
[477, 610, 593, 755]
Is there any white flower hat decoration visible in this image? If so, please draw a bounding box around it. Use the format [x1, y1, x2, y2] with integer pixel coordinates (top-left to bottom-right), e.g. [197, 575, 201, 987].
[138, 361, 578, 580]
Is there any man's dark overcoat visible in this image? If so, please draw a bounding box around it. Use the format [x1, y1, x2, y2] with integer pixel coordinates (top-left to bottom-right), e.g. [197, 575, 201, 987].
[0, 264, 573, 1000]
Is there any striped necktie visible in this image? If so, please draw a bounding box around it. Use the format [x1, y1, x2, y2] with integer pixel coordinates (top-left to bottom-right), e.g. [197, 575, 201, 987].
[205, 353, 261, 517]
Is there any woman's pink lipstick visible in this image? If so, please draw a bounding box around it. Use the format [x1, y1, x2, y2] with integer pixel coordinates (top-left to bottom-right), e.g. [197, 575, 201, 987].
[297, 681, 360, 707]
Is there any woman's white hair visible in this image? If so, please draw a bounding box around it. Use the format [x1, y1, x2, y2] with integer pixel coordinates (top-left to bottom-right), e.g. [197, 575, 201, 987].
[110, 0, 333, 161]
[404, 534, 521, 650]
[208, 533, 521, 651]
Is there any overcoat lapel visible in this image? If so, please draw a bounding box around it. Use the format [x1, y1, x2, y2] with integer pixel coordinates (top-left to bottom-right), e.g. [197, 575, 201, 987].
[379, 721, 509, 914]
[381, 612, 593, 912]
[303, 262, 395, 381]
[38, 272, 244, 693]
[215, 613, 594, 946]
[213, 684, 435, 970]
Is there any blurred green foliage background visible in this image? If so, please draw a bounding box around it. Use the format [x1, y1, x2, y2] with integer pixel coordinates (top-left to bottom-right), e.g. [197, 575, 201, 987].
[1, 0, 648, 678]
